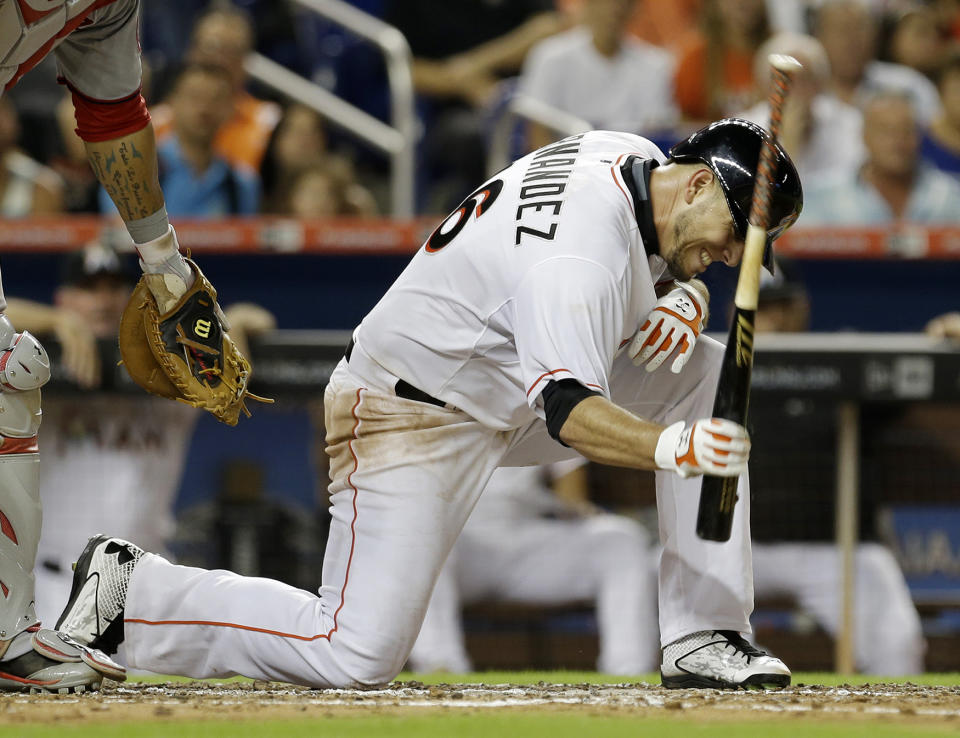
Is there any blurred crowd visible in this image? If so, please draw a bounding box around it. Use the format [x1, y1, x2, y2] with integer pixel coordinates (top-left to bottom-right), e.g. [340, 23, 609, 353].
[3, 0, 960, 225]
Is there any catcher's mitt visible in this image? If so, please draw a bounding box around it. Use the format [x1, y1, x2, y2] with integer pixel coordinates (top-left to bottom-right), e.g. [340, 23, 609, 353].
[118, 259, 272, 425]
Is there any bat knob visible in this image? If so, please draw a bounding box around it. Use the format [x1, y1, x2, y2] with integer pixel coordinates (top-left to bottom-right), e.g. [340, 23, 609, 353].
[768, 54, 803, 74]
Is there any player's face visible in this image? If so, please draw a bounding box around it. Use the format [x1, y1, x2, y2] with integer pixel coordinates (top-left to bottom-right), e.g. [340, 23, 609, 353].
[664, 182, 743, 281]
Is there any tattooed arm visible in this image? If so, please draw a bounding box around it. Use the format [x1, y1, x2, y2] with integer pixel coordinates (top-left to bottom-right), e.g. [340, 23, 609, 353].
[84, 123, 165, 222]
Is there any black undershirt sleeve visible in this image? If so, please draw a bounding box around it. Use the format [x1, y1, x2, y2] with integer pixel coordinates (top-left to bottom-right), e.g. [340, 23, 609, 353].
[541, 378, 603, 445]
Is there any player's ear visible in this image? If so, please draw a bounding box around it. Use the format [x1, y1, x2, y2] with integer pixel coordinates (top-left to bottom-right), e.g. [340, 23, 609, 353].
[684, 167, 715, 204]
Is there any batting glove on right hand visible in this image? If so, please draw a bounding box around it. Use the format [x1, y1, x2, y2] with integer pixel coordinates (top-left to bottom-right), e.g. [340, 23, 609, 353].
[654, 418, 750, 478]
[630, 280, 707, 374]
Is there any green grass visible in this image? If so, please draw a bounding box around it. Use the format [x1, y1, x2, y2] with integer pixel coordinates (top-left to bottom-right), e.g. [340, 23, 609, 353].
[3, 716, 959, 738]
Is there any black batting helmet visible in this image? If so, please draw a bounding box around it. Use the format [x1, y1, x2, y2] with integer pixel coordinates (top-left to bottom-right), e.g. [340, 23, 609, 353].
[668, 118, 803, 272]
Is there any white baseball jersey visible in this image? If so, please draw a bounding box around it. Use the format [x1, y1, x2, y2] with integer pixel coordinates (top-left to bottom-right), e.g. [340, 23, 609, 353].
[356, 131, 670, 430]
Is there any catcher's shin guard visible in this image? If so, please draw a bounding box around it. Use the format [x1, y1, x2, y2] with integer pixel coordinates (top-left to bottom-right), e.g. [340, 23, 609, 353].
[0, 388, 43, 640]
[0, 316, 49, 641]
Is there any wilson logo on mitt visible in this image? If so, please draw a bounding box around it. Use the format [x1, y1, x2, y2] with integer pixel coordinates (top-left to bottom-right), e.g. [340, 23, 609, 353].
[118, 259, 272, 425]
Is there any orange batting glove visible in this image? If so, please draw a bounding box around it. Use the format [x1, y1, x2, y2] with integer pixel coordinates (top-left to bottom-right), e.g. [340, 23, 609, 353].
[630, 281, 707, 374]
[654, 418, 750, 478]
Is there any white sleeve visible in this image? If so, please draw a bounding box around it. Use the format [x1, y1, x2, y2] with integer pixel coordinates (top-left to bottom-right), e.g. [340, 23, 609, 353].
[514, 256, 624, 412]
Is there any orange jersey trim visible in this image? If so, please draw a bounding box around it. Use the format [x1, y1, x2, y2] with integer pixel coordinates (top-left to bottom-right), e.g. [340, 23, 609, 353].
[527, 369, 602, 398]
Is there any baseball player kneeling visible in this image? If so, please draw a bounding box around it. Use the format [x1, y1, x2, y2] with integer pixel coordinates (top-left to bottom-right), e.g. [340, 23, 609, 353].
[57, 120, 802, 690]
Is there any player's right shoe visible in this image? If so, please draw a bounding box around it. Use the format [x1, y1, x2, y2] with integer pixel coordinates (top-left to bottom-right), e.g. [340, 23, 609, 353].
[56, 535, 144, 656]
[660, 630, 791, 690]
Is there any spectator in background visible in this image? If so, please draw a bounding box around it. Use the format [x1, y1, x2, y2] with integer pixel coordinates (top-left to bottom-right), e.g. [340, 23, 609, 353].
[101, 63, 261, 218]
[814, 0, 942, 124]
[385, 0, 568, 210]
[803, 92, 960, 224]
[927, 310, 960, 337]
[922, 51, 960, 176]
[555, 0, 700, 52]
[3, 243, 276, 627]
[738, 32, 866, 182]
[673, 0, 771, 123]
[609, 0, 809, 49]
[285, 162, 378, 218]
[0, 98, 64, 216]
[260, 103, 330, 213]
[748, 258, 925, 675]
[883, 3, 952, 81]
[259, 103, 377, 216]
[409, 463, 659, 675]
[518, 0, 679, 151]
[934, 0, 960, 41]
[151, 6, 282, 172]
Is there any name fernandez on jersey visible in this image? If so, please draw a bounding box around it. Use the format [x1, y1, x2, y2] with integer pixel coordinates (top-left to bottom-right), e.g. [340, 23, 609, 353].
[514, 134, 584, 246]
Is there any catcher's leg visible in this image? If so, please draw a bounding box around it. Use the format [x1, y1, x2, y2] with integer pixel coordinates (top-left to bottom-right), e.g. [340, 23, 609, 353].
[0, 317, 124, 692]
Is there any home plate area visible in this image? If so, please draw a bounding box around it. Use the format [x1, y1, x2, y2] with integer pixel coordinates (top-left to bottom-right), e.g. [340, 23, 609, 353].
[3, 680, 960, 725]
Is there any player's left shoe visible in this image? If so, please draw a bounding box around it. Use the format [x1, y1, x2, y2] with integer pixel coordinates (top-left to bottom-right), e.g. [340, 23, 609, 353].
[660, 630, 791, 690]
[0, 627, 125, 693]
[56, 535, 144, 656]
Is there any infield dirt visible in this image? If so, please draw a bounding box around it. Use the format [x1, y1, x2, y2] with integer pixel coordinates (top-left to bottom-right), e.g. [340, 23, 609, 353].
[2, 680, 959, 726]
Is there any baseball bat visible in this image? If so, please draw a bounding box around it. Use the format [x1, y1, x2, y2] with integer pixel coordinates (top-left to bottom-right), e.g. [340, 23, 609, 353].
[695, 54, 803, 542]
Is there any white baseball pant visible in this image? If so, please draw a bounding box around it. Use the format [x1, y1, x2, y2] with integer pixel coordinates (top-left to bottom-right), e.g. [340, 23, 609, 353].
[121, 336, 753, 686]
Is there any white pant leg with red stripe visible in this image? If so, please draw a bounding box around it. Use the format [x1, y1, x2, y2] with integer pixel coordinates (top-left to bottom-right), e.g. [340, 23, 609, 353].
[121, 359, 511, 687]
[503, 335, 754, 648]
